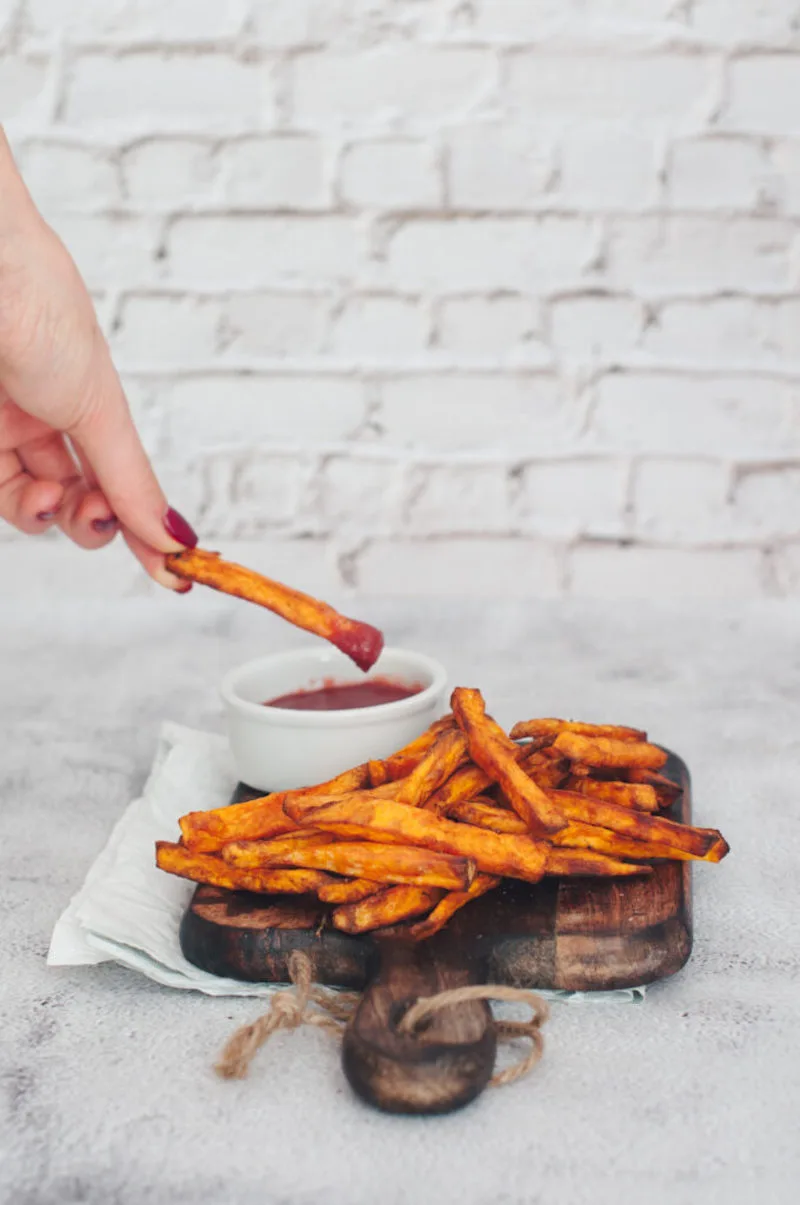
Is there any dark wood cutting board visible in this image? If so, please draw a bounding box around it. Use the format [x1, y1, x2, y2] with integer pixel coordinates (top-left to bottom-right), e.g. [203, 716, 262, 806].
[180, 751, 692, 1113]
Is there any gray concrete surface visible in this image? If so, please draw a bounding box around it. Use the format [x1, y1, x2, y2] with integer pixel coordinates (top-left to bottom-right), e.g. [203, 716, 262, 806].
[1, 592, 798, 1205]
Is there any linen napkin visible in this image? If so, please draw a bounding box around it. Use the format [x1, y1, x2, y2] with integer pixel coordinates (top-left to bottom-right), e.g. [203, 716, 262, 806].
[48, 722, 646, 1003]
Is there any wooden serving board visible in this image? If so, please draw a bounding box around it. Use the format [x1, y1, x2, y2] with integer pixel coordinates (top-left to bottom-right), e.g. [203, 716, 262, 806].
[181, 751, 692, 1113]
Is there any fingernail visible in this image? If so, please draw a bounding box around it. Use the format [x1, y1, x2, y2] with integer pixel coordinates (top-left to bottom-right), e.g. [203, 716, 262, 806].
[164, 507, 198, 549]
[176, 582, 193, 595]
[91, 517, 118, 533]
[36, 510, 59, 522]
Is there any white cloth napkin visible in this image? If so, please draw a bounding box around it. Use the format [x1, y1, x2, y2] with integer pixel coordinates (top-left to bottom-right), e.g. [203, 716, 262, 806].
[48, 723, 646, 1003]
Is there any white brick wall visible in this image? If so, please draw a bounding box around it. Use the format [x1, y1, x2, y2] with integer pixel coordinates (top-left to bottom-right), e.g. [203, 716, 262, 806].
[3, 0, 800, 600]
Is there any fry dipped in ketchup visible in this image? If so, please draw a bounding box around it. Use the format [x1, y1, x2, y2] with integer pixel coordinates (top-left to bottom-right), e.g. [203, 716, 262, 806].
[165, 548, 384, 671]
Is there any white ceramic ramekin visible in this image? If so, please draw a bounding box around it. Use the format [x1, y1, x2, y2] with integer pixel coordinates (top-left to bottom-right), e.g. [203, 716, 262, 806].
[220, 646, 448, 791]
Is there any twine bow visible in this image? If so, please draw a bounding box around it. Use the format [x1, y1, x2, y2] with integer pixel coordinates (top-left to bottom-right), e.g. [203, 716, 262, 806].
[216, 950, 548, 1090]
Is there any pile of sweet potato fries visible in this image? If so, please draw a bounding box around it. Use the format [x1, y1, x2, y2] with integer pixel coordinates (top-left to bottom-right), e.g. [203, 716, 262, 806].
[156, 688, 729, 941]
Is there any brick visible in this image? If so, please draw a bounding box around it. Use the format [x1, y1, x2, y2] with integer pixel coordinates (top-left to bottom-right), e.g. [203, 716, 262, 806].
[222, 136, 327, 209]
[403, 464, 512, 534]
[329, 295, 428, 359]
[505, 53, 714, 124]
[0, 57, 50, 127]
[590, 372, 800, 457]
[769, 141, 800, 216]
[386, 217, 597, 292]
[228, 452, 311, 535]
[517, 459, 628, 539]
[470, 1, 676, 40]
[18, 142, 120, 212]
[308, 454, 403, 536]
[668, 138, 775, 211]
[248, 0, 334, 47]
[690, 2, 800, 45]
[378, 374, 573, 454]
[121, 139, 218, 209]
[111, 294, 220, 366]
[218, 292, 329, 359]
[724, 57, 800, 135]
[165, 375, 365, 453]
[605, 216, 794, 295]
[550, 294, 643, 360]
[446, 123, 552, 210]
[26, 0, 248, 43]
[50, 215, 159, 289]
[64, 53, 275, 131]
[339, 140, 440, 209]
[166, 216, 362, 288]
[633, 459, 733, 543]
[732, 466, 800, 539]
[569, 544, 766, 598]
[357, 538, 561, 597]
[292, 47, 492, 128]
[640, 298, 798, 366]
[557, 128, 660, 211]
[772, 543, 800, 596]
[436, 295, 545, 360]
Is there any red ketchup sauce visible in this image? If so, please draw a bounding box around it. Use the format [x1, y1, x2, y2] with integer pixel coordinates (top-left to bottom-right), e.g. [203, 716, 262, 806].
[265, 677, 423, 711]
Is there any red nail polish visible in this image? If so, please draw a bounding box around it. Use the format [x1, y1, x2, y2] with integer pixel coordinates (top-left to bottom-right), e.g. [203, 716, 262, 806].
[176, 582, 193, 594]
[36, 510, 59, 522]
[164, 507, 198, 549]
[91, 517, 117, 533]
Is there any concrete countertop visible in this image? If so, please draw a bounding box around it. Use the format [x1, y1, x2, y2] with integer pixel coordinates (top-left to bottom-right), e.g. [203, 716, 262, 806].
[2, 592, 798, 1205]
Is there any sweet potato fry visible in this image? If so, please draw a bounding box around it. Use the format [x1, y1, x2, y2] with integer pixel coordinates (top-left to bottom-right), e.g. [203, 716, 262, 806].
[394, 729, 470, 806]
[221, 832, 336, 866]
[451, 687, 566, 834]
[332, 885, 444, 934]
[155, 842, 338, 894]
[445, 801, 721, 864]
[425, 762, 493, 814]
[286, 795, 550, 884]
[316, 878, 382, 904]
[564, 776, 660, 812]
[368, 759, 390, 787]
[445, 798, 528, 835]
[222, 838, 475, 890]
[626, 769, 683, 809]
[543, 849, 651, 877]
[552, 732, 668, 772]
[551, 821, 717, 863]
[522, 750, 572, 791]
[511, 718, 646, 743]
[180, 794, 298, 855]
[165, 548, 383, 672]
[547, 790, 729, 861]
[179, 763, 371, 853]
[373, 715, 457, 783]
[406, 875, 500, 942]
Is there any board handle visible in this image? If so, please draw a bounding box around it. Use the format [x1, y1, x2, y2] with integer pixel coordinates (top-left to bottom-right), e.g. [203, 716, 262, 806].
[342, 941, 496, 1115]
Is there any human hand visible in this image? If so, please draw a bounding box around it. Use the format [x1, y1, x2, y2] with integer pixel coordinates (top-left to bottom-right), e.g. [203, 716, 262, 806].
[0, 128, 196, 589]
